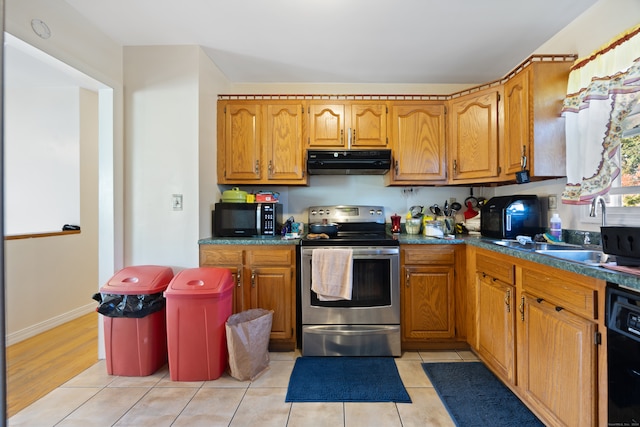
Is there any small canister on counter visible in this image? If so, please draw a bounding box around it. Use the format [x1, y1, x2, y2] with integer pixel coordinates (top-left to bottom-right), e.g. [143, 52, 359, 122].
[424, 220, 444, 238]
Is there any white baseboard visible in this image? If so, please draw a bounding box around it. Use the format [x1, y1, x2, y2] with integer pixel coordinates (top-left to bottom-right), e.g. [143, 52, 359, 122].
[6, 303, 97, 346]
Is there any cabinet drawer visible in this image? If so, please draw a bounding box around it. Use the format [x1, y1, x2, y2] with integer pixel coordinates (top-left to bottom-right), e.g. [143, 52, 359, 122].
[403, 246, 455, 265]
[521, 267, 596, 319]
[476, 253, 515, 285]
[248, 249, 293, 266]
[200, 247, 243, 266]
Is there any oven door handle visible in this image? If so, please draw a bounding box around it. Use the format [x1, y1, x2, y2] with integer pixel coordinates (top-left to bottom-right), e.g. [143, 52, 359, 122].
[301, 248, 399, 257]
[303, 325, 399, 335]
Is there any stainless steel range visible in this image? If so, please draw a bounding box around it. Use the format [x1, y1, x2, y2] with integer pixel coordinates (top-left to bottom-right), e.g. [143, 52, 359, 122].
[299, 205, 401, 356]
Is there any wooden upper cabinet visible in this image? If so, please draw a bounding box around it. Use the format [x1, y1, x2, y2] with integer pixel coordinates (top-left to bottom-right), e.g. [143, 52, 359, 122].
[503, 69, 530, 177]
[502, 60, 571, 181]
[448, 88, 502, 183]
[218, 100, 307, 185]
[308, 102, 388, 149]
[350, 104, 388, 147]
[386, 102, 446, 185]
[308, 104, 346, 148]
[222, 103, 262, 181]
[265, 103, 305, 182]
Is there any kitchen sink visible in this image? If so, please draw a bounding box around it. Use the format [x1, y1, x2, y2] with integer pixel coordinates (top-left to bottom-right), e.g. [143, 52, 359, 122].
[534, 249, 606, 265]
[493, 239, 580, 251]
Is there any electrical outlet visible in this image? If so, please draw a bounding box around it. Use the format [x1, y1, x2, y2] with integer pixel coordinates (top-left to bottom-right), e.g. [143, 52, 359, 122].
[172, 194, 183, 211]
[449, 197, 456, 204]
[548, 194, 558, 210]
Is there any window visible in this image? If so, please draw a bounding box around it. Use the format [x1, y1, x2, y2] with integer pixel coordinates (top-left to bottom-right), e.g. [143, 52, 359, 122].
[604, 97, 640, 226]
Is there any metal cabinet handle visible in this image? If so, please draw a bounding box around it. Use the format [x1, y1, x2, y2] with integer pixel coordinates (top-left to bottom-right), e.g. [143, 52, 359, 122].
[505, 289, 511, 313]
[406, 271, 410, 287]
[453, 159, 458, 176]
[251, 270, 256, 288]
[519, 297, 525, 321]
[340, 129, 344, 145]
[520, 145, 528, 169]
[352, 128, 356, 145]
[395, 160, 399, 176]
[268, 160, 273, 176]
[236, 271, 241, 287]
[255, 160, 260, 174]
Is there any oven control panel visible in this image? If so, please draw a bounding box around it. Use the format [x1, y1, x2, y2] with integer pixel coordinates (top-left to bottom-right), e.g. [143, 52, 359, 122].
[308, 205, 385, 223]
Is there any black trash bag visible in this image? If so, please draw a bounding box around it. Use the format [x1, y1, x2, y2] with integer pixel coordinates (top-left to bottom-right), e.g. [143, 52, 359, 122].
[92, 292, 165, 318]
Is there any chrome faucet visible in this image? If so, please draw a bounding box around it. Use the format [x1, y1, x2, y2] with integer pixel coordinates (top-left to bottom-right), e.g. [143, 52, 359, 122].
[589, 195, 607, 226]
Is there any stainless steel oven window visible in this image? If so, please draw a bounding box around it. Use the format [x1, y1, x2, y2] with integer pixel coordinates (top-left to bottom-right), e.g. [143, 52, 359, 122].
[310, 257, 392, 307]
[300, 247, 400, 325]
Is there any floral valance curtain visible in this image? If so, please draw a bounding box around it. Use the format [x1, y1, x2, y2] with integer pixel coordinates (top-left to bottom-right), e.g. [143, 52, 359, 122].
[561, 24, 640, 204]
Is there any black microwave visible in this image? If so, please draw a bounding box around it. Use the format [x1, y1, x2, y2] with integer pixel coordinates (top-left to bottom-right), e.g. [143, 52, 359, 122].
[213, 202, 283, 237]
[480, 195, 542, 239]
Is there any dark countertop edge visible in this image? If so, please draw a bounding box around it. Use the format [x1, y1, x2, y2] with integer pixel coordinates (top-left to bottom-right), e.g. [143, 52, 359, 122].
[197, 234, 640, 291]
[198, 236, 301, 245]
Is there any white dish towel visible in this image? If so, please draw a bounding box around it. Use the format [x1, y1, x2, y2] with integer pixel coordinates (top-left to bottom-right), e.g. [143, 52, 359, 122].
[311, 248, 353, 301]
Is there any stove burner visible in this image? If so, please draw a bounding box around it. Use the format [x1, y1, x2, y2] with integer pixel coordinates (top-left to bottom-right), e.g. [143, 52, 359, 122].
[302, 205, 397, 247]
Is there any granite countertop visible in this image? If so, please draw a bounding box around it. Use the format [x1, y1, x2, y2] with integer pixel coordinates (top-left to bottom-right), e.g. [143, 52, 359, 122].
[198, 236, 301, 245]
[464, 235, 640, 291]
[197, 233, 640, 292]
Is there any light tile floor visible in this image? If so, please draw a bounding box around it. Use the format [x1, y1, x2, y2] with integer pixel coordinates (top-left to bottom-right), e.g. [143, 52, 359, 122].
[9, 350, 479, 427]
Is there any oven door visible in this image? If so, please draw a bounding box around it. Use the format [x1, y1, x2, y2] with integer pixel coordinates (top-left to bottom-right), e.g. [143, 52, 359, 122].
[300, 246, 400, 325]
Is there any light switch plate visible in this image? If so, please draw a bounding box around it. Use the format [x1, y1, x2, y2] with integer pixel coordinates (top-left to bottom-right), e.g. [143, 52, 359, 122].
[548, 194, 558, 210]
[172, 194, 183, 211]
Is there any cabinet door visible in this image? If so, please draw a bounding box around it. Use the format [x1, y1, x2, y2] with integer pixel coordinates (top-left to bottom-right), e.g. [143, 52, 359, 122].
[389, 103, 446, 182]
[402, 265, 455, 340]
[449, 89, 500, 181]
[477, 274, 516, 383]
[350, 103, 388, 148]
[308, 104, 346, 148]
[223, 104, 262, 181]
[503, 69, 530, 177]
[199, 246, 244, 313]
[265, 103, 306, 182]
[249, 266, 294, 342]
[520, 294, 597, 427]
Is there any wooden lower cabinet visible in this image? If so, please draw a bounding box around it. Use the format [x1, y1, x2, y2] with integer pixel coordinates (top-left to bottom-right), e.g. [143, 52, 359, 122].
[199, 245, 296, 351]
[477, 272, 516, 383]
[475, 251, 517, 383]
[470, 247, 604, 427]
[401, 245, 466, 350]
[519, 293, 596, 427]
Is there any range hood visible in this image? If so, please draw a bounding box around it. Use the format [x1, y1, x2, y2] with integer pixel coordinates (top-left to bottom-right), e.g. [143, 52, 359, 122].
[307, 150, 392, 175]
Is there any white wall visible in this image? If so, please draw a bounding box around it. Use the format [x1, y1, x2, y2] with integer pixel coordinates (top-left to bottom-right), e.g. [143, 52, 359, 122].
[5, 0, 124, 343]
[198, 49, 232, 239]
[5, 89, 99, 344]
[5, 86, 81, 235]
[124, 46, 232, 267]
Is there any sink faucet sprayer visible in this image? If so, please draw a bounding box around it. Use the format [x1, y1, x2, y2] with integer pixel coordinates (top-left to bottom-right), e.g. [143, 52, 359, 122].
[589, 195, 607, 227]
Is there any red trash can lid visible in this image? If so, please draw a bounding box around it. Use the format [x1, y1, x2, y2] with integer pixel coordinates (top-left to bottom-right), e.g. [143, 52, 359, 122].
[100, 265, 174, 295]
[164, 267, 234, 299]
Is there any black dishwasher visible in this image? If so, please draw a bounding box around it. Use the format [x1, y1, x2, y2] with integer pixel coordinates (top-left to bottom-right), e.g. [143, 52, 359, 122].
[607, 284, 640, 426]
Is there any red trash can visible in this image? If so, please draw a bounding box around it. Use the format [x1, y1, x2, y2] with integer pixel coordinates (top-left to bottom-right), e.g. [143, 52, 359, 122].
[164, 267, 234, 381]
[99, 265, 174, 376]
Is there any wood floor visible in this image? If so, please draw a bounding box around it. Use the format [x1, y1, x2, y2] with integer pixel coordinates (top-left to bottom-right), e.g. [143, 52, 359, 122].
[7, 312, 98, 417]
